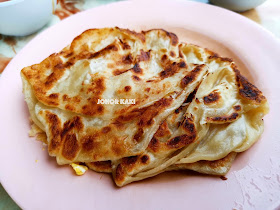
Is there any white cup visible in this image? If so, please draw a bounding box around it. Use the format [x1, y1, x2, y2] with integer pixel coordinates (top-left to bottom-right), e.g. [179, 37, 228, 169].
[0, 0, 56, 36]
[210, 0, 267, 12]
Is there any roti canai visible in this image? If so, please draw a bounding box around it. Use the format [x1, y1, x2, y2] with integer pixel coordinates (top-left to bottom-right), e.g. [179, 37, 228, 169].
[21, 27, 269, 186]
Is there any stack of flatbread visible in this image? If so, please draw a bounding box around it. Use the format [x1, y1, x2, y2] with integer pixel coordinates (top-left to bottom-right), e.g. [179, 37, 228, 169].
[21, 27, 269, 186]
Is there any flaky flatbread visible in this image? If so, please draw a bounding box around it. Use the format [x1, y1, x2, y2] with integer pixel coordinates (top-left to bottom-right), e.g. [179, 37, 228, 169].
[22, 28, 206, 164]
[21, 28, 268, 187]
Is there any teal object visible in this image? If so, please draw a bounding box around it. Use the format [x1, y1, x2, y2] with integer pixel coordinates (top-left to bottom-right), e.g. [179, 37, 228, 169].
[0, 184, 20, 210]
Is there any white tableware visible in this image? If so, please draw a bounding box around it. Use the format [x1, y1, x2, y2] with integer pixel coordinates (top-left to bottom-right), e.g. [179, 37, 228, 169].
[0, 0, 56, 36]
[210, 0, 267, 12]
